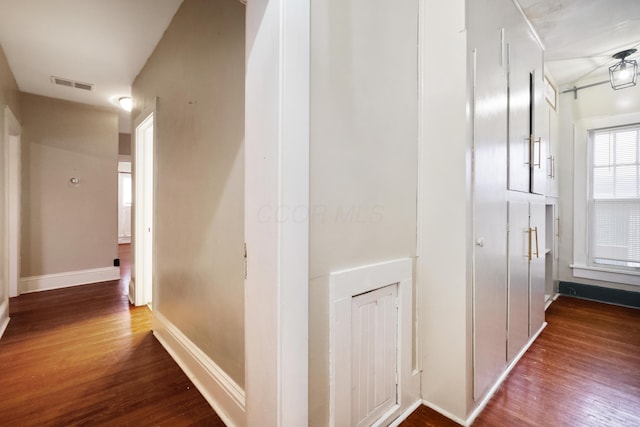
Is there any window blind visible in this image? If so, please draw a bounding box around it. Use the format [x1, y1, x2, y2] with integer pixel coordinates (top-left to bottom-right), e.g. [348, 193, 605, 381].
[590, 126, 640, 268]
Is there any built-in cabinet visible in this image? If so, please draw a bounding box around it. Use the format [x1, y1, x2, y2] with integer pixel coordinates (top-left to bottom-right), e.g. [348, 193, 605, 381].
[471, 0, 548, 401]
[507, 201, 545, 361]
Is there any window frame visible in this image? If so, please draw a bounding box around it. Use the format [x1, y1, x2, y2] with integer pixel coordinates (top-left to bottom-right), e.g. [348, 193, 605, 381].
[587, 125, 640, 270]
[571, 113, 640, 286]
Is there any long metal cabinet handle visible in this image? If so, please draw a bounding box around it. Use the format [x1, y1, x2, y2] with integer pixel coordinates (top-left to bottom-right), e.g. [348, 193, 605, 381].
[534, 137, 542, 168]
[528, 227, 533, 261]
[526, 134, 542, 167]
[534, 226, 539, 258]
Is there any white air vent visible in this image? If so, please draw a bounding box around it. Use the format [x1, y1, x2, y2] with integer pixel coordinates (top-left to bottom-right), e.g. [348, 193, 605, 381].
[50, 76, 95, 92]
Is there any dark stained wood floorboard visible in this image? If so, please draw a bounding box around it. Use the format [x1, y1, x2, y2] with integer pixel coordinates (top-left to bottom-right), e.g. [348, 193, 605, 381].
[0, 244, 224, 427]
[402, 296, 640, 426]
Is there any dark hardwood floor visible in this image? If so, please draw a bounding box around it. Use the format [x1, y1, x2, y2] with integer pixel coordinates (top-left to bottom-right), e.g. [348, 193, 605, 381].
[3, 250, 639, 426]
[402, 296, 640, 427]
[0, 244, 224, 426]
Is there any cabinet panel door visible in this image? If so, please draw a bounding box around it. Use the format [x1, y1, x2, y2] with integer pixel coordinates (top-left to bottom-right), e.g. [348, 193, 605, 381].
[471, 37, 509, 399]
[507, 26, 532, 193]
[530, 69, 547, 195]
[529, 202, 546, 334]
[508, 201, 530, 361]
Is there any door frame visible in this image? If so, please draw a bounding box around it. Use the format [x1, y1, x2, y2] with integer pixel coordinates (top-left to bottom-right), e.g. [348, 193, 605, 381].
[4, 106, 21, 299]
[132, 102, 156, 308]
[244, 0, 310, 424]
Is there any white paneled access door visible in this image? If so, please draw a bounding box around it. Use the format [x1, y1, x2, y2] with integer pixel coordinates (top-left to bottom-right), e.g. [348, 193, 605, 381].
[351, 284, 398, 427]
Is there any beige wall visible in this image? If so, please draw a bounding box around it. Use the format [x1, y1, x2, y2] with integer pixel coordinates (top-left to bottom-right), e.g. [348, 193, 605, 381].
[118, 133, 131, 156]
[309, 0, 419, 424]
[20, 93, 118, 277]
[0, 42, 21, 302]
[132, 0, 245, 386]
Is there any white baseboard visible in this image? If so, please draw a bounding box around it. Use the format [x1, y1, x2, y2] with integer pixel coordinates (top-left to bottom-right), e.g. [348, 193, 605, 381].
[421, 400, 468, 426]
[465, 322, 548, 426]
[388, 399, 422, 427]
[20, 266, 121, 294]
[0, 299, 9, 339]
[118, 236, 131, 244]
[153, 311, 246, 427]
[420, 322, 548, 427]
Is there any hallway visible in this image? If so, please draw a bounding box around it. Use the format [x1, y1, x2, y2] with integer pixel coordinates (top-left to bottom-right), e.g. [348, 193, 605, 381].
[0, 245, 223, 426]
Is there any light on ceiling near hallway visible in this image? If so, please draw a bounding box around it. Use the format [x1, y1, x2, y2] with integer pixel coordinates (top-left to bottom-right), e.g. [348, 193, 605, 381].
[119, 96, 132, 112]
[609, 49, 637, 90]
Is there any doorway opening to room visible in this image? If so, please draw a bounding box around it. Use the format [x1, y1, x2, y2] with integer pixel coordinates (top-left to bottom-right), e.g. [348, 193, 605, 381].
[4, 106, 21, 300]
[132, 111, 154, 309]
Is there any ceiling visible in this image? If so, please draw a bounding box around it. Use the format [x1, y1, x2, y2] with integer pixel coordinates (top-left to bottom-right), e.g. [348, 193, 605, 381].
[518, 0, 640, 88]
[0, 0, 183, 133]
[0, 0, 638, 131]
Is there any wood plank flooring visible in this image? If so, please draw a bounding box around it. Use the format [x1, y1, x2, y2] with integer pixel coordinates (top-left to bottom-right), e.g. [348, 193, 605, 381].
[3, 249, 639, 426]
[402, 296, 640, 426]
[0, 244, 224, 426]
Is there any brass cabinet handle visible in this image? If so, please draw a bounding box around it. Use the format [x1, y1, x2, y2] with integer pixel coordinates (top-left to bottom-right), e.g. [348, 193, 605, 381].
[534, 226, 539, 258]
[528, 227, 533, 261]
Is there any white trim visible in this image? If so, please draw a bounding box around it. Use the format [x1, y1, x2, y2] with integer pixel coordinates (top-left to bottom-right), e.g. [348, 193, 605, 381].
[420, 323, 547, 427]
[244, 0, 310, 425]
[4, 106, 21, 299]
[153, 311, 246, 427]
[421, 400, 468, 426]
[545, 293, 560, 310]
[118, 236, 131, 244]
[329, 258, 415, 427]
[466, 322, 547, 426]
[132, 102, 156, 308]
[19, 266, 120, 294]
[0, 299, 9, 339]
[570, 265, 640, 286]
[573, 112, 640, 286]
[388, 399, 422, 427]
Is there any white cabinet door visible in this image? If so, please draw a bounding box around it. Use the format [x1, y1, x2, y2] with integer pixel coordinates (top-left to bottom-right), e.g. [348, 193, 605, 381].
[507, 25, 533, 193]
[529, 202, 546, 334]
[530, 69, 547, 195]
[351, 284, 398, 427]
[508, 201, 530, 361]
[471, 25, 509, 399]
[507, 26, 546, 195]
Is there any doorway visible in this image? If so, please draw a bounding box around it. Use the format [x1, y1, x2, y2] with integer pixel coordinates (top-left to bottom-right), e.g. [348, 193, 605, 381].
[4, 106, 21, 299]
[133, 112, 154, 308]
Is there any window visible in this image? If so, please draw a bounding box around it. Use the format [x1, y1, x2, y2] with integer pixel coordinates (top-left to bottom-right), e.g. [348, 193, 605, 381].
[589, 126, 640, 269]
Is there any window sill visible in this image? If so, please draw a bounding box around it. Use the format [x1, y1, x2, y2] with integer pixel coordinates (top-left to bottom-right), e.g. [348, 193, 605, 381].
[570, 264, 640, 287]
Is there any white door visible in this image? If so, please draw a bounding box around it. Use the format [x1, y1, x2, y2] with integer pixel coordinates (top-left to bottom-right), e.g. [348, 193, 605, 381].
[133, 113, 154, 307]
[529, 202, 546, 334]
[351, 284, 398, 427]
[4, 107, 21, 298]
[507, 201, 530, 361]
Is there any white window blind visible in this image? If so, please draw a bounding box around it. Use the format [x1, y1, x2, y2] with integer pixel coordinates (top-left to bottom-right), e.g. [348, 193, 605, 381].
[590, 126, 640, 269]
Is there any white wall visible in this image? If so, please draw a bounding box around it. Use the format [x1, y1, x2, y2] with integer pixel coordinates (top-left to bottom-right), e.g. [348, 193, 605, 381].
[557, 78, 640, 292]
[418, 0, 470, 421]
[309, 0, 420, 424]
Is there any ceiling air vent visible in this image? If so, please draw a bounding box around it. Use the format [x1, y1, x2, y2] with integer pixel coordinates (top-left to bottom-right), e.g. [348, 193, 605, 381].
[50, 76, 95, 92]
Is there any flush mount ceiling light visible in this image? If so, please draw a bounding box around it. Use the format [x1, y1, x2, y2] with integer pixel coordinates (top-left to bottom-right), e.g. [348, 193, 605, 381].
[609, 49, 637, 90]
[119, 96, 132, 112]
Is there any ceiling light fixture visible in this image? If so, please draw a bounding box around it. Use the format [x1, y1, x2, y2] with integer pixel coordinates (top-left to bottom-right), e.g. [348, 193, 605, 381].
[119, 96, 132, 112]
[609, 49, 637, 90]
